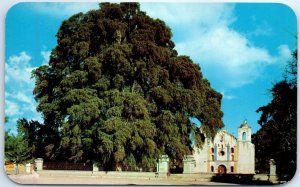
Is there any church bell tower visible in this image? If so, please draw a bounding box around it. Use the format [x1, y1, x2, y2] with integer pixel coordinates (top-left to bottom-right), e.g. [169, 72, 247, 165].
[238, 120, 252, 142]
[236, 120, 255, 174]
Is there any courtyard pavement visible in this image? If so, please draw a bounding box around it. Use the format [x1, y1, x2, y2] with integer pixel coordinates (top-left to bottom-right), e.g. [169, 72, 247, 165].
[8, 173, 238, 185]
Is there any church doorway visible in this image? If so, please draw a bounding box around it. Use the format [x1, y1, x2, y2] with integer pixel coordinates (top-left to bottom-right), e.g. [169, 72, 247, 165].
[218, 165, 227, 174]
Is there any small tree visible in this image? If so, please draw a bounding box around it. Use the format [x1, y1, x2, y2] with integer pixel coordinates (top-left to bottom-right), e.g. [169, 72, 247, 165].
[5, 131, 32, 174]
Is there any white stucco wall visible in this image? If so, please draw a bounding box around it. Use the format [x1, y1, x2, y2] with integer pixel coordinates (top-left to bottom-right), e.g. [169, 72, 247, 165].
[193, 130, 238, 173]
[190, 125, 255, 174]
[212, 131, 236, 162]
[237, 141, 255, 174]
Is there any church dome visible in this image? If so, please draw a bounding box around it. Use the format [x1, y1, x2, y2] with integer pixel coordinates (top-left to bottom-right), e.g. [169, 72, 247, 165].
[239, 120, 250, 128]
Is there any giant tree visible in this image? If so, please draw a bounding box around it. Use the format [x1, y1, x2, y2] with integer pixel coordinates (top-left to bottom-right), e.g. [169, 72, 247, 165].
[32, 3, 223, 170]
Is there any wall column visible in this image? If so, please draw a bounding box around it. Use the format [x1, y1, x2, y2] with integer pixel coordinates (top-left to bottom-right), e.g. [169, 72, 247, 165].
[227, 144, 230, 161]
[157, 155, 169, 175]
[93, 161, 99, 172]
[269, 159, 278, 183]
[214, 144, 217, 161]
[183, 155, 195, 174]
[34, 158, 43, 171]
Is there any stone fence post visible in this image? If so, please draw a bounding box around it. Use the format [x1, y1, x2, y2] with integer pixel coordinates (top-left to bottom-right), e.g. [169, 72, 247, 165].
[25, 163, 32, 173]
[269, 159, 277, 183]
[157, 155, 169, 174]
[93, 161, 99, 172]
[183, 155, 196, 174]
[35, 158, 43, 171]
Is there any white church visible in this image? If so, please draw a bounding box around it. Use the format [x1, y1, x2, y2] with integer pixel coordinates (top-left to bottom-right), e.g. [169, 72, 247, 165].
[183, 120, 255, 174]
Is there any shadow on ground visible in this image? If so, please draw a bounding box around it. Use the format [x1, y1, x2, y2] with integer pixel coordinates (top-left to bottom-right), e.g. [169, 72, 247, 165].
[211, 174, 275, 185]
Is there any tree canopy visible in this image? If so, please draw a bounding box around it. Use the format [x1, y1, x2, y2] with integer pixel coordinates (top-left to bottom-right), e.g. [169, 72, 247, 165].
[32, 2, 223, 170]
[5, 131, 32, 174]
[253, 49, 297, 181]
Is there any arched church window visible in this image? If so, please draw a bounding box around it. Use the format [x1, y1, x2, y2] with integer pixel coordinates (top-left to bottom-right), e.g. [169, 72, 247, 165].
[211, 166, 214, 172]
[211, 147, 214, 153]
[231, 147, 234, 153]
[231, 166, 234, 172]
[242, 132, 247, 141]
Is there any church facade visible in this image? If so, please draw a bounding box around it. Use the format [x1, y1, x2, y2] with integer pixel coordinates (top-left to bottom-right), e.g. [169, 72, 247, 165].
[184, 121, 255, 174]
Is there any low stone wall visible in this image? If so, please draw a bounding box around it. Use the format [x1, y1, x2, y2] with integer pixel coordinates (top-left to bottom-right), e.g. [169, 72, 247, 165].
[36, 170, 278, 184]
[37, 170, 216, 182]
[37, 170, 93, 177]
[37, 170, 159, 179]
[93, 171, 158, 179]
[5, 163, 33, 175]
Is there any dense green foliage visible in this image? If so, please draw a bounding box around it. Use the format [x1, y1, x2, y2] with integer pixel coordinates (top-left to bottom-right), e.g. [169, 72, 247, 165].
[32, 3, 223, 170]
[5, 118, 47, 173]
[16, 119, 45, 159]
[5, 130, 31, 173]
[253, 50, 297, 181]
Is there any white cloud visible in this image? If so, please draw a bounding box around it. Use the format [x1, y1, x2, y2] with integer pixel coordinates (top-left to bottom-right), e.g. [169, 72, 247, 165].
[221, 91, 236, 100]
[41, 50, 51, 65]
[142, 3, 235, 27]
[141, 3, 288, 89]
[5, 51, 43, 131]
[5, 51, 34, 85]
[15, 92, 32, 104]
[9, 51, 31, 63]
[176, 26, 276, 88]
[5, 100, 21, 116]
[277, 44, 292, 63]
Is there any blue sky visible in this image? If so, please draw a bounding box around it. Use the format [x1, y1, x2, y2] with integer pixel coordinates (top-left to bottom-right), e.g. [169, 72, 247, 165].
[5, 3, 297, 137]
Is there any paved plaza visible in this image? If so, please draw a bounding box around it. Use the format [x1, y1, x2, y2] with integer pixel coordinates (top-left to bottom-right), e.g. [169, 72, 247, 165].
[8, 173, 238, 185]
